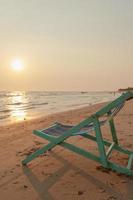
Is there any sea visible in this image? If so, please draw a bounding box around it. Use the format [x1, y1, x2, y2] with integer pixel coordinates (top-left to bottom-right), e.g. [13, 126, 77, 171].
[0, 91, 120, 124]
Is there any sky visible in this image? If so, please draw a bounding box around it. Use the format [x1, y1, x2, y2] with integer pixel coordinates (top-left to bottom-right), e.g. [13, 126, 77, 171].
[0, 0, 133, 91]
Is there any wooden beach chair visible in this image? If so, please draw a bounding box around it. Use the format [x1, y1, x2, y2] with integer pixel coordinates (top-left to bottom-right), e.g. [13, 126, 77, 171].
[22, 92, 133, 176]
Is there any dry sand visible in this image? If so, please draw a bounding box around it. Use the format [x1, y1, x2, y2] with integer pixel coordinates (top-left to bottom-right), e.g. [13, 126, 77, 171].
[0, 100, 133, 200]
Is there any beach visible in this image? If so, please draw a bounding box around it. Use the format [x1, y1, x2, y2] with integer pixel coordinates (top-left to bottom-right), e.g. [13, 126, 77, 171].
[0, 100, 133, 200]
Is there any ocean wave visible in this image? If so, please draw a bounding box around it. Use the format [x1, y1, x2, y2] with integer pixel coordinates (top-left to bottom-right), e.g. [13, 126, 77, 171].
[0, 94, 6, 98]
[0, 114, 10, 120]
[0, 91, 119, 124]
[7, 102, 23, 106]
[0, 109, 11, 113]
[32, 102, 48, 106]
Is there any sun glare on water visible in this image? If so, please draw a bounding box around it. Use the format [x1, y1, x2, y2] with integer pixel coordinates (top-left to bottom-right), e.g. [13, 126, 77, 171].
[11, 59, 24, 71]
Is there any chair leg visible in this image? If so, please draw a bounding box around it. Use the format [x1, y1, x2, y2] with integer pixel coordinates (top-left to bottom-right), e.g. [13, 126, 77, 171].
[22, 142, 55, 165]
[109, 118, 118, 145]
[93, 117, 108, 168]
[107, 110, 118, 144]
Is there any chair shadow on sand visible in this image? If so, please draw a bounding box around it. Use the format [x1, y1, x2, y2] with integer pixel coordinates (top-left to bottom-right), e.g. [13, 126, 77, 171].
[22, 151, 133, 200]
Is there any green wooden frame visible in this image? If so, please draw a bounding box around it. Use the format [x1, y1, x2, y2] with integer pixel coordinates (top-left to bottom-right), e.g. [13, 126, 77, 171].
[22, 92, 133, 176]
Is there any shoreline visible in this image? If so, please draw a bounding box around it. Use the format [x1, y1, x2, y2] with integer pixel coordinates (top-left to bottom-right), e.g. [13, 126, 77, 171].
[0, 100, 133, 200]
[0, 101, 107, 127]
[0, 91, 119, 126]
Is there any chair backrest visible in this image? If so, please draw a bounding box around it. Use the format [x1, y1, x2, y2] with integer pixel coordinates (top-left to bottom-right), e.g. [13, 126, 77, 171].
[95, 92, 133, 118]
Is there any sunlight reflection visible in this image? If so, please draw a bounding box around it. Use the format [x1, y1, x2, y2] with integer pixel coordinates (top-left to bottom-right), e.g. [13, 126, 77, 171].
[8, 91, 28, 122]
[11, 110, 27, 121]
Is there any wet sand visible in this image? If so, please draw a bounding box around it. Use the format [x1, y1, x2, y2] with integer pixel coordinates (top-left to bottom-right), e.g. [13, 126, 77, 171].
[0, 100, 133, 200]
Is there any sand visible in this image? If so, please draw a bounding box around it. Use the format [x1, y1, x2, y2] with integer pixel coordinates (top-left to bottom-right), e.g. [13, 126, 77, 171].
[0, 100, 133, 200]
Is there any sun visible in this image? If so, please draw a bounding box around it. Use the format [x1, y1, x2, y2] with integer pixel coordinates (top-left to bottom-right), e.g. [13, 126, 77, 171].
[11, 59, 24, 71]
